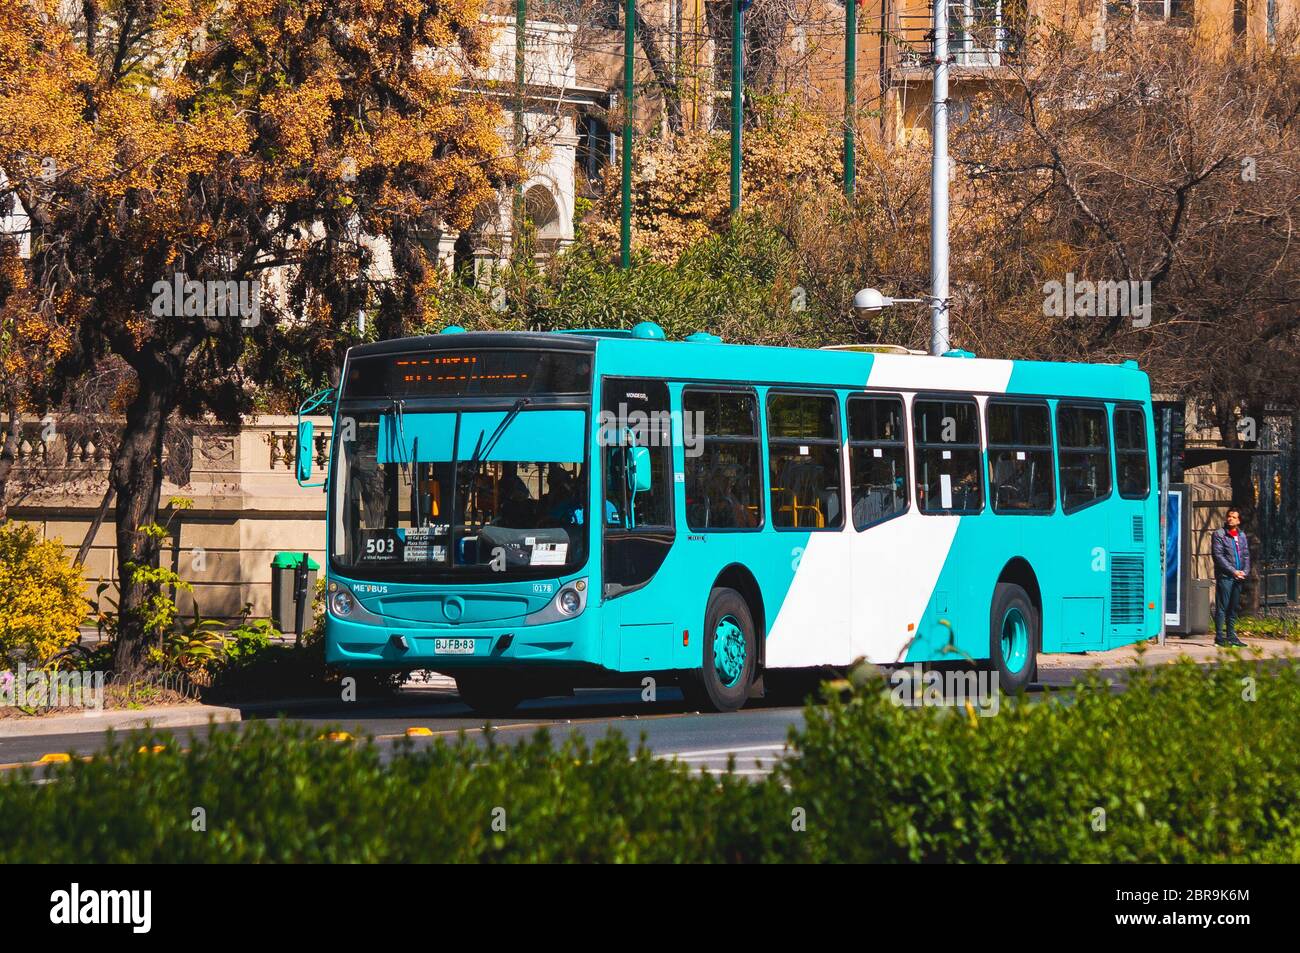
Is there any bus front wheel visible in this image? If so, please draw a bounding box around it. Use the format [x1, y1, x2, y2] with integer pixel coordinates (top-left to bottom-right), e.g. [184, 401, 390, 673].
[986, 582, 1038, 694]
[455, 673, 526, 716]
[682, 587, 757, 713]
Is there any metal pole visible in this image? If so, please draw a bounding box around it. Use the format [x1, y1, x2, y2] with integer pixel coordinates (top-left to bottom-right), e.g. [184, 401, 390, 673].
[620, 0, 635, 268]
[293, 553, 309, 647]
[514, 0, 526, 259]
[845, 0, 856, 198]
[929, 0, 950, 355]
[1160, 407, 1171, 646]
[730, 0, 743, 214]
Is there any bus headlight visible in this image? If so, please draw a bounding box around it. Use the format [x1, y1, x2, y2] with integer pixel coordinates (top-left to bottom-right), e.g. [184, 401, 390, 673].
[331, 589, 355, 617]
[557, 587, 582, 615]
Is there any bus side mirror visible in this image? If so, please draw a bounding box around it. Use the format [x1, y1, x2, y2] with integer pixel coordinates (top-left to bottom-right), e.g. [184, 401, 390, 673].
[627, 445, 652, 494]
[296, 420, 315, 485]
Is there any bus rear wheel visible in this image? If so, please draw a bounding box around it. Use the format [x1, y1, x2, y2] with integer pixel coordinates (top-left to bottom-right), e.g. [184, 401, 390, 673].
[682, 587, 756, 713]
[455, 673, 526, 716]
[986, 582, 1038, 695]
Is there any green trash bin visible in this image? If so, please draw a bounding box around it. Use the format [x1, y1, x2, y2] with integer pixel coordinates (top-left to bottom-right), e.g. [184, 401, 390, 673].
[271, 552, 320, 634]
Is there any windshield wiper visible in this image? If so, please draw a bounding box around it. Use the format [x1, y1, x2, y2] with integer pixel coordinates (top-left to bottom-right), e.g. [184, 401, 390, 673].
[462, 397, 530, 519]
[389, 398, 420, 526]
[466, 397, 530, 475]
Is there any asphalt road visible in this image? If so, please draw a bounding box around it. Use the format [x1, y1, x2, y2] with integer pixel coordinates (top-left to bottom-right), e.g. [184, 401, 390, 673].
[13, 643, 1274, 776]
[0, 685, 809, 777]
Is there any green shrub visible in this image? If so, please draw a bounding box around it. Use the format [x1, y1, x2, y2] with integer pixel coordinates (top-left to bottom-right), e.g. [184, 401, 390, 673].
[782, 655, 1300, 862]
[0, 722, 801, 863]
[223, 614, 277, 668]
[0, 521, 89, 665]
[1235, 615, 1297, 641]
[421, 219, 824, 348]
[2, 657, 1298, 862]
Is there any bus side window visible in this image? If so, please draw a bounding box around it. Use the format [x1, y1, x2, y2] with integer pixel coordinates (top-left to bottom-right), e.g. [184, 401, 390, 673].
[601, 379, 673, 530]
[682, 389, 763, 531]
[1057, 403, 1112, 512]
[847, 394, 908, 529]
[1114, 406, 1149, 499]
[913, 397, 983, 515]
[768, 391, 843, 530]
[986, 401, 1054, 514]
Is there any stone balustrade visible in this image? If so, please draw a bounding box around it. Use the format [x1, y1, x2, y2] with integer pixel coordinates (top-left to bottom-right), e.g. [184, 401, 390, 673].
[9, 415, 334, 622]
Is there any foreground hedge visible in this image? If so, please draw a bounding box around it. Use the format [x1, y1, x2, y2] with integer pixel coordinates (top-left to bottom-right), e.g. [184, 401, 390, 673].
[2, 656, 1299, 862]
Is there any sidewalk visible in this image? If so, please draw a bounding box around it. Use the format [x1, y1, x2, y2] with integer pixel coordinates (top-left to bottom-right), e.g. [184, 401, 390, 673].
[0, 694, 349, 739]
[0, 703, 240, 739]
[1036, 634, 1297, 687]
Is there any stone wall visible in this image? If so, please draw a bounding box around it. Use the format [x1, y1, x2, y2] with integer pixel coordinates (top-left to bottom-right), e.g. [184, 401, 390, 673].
[9, 416, 332, 622]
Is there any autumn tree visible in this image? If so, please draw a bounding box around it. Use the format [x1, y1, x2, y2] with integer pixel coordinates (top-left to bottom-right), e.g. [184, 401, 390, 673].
[0, 0, 512, 673]
[955, 20, 1300, 523]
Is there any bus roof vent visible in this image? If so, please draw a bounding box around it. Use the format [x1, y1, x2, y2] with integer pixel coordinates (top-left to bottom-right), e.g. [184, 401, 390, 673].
[631, 321, 666, 341]
[440, 324, 467, 335]
[685, 332, 722, 344]
[942, 348, 976, 359]
[554, 329, 632, 338]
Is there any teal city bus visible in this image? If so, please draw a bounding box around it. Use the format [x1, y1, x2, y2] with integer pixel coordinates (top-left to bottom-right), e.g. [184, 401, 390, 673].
[296, 322, 1159, 713]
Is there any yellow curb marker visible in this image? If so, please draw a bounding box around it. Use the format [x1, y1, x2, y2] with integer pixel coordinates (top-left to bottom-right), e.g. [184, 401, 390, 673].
[319, 731, 353, 742]
[405, 727, 433, 737]
[38, 752, 72, 764]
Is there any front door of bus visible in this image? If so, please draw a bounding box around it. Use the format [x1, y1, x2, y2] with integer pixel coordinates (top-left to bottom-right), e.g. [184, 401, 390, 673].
[600, 378, 677, 672]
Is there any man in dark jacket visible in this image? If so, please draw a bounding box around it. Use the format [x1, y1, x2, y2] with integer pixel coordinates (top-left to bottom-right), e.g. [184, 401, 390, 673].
[1209, 508, 1251, 647]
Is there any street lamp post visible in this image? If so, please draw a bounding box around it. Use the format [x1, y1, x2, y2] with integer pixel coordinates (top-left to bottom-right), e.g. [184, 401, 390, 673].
[620, 0, 635, 269]
[858, 0, 951, 354]
[730, 0, 745, 214]
[930, 0, 950, 356]
[514, 0, 526, 257]
[845, 0, 856, 199]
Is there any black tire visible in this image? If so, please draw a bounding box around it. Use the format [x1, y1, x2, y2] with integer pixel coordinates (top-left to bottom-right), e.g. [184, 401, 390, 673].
[455, 673, 526, 716]
[986, 582, 1038, 694]
[681, 587, 757, 713]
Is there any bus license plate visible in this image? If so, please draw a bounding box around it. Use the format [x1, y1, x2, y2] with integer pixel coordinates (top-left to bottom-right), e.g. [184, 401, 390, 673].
[434, 638, 475, 655]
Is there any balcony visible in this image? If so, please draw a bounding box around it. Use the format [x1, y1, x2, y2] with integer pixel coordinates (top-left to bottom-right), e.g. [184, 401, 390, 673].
[891, 3, 1022, 79]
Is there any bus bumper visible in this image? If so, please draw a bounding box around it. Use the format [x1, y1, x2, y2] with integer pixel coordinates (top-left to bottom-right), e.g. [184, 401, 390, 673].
[325, 612, 602, 670]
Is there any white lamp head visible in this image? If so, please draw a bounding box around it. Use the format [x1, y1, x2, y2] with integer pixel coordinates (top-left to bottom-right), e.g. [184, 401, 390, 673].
[853, 287, 889, 311]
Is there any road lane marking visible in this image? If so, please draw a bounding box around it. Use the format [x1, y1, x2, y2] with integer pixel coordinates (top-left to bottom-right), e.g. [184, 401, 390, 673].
[661, 743, 789, 759]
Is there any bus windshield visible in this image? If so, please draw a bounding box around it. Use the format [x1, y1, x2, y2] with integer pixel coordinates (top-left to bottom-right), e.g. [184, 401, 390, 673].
[331, 406, 590, 577]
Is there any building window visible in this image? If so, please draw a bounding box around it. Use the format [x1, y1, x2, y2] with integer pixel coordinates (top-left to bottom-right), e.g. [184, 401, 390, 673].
[1114, 406, 1150, 499]
[683, 389, 763, 531]
[576, 112, 612, 186]
[1057, 403, 1112, 512]
[948, 0, 1015, 67]
[1105, 0, 1194, 22]
[987, 400, 1055, 513]
[913, 398, 984, 515]
[848, 395, 909, 529]
[767, 392, 844, 530]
